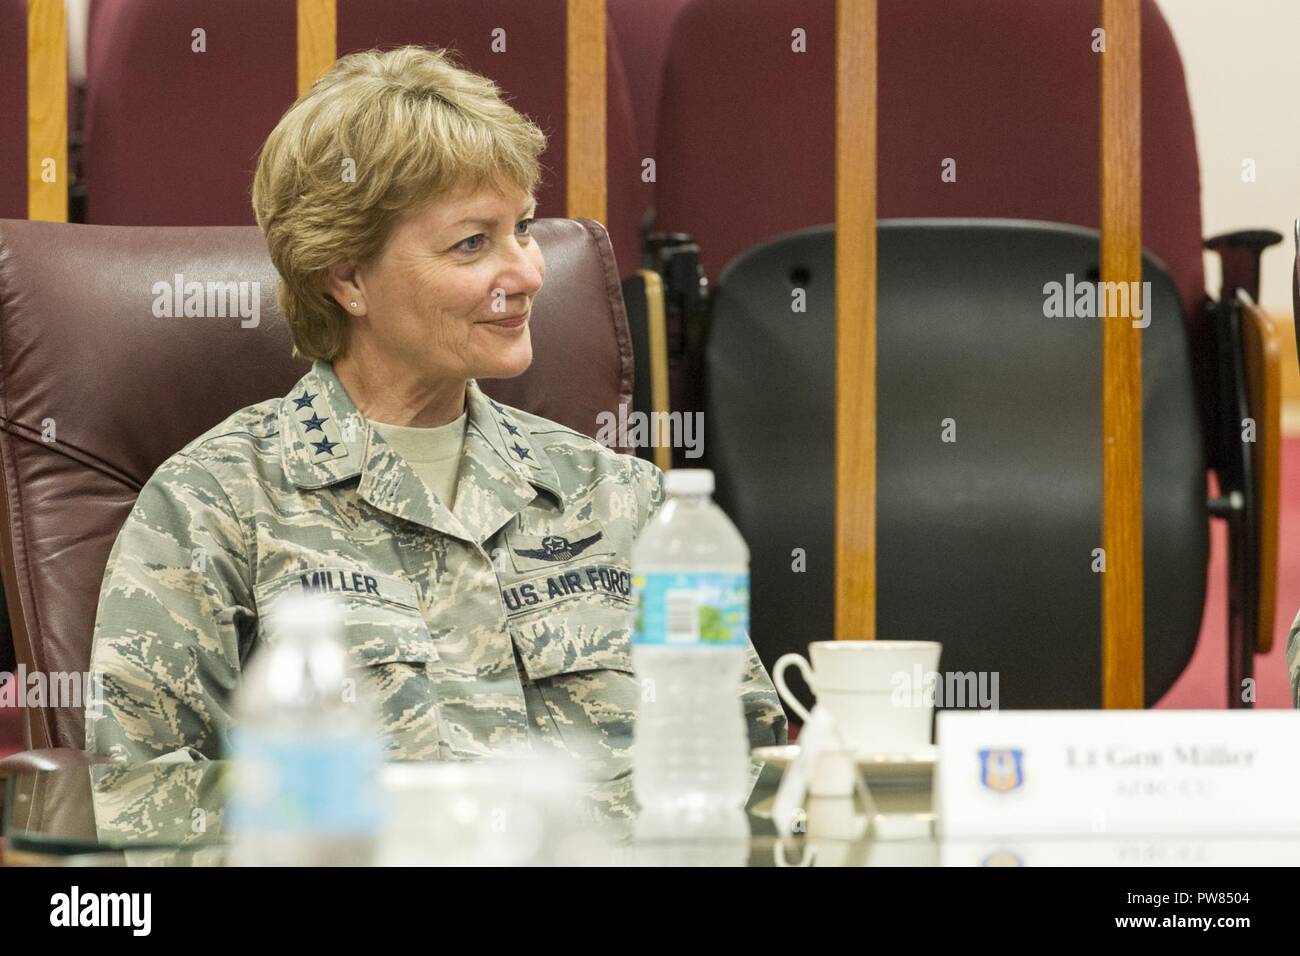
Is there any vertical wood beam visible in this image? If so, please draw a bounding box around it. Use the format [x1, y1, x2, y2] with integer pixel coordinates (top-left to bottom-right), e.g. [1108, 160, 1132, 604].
[27, 0, 67, 223]
[1100, 0, 1144, 707]
[297, 0, 336, 97]
[835, 0, 877, 641]
[566, 0, 607, 224]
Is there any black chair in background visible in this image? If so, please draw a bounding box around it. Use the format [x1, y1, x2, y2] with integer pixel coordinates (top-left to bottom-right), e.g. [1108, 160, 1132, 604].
[705, 219, 1276, 711]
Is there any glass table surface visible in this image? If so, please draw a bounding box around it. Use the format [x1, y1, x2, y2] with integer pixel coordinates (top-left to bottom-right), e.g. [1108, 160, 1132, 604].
[1, 756, 935, 866]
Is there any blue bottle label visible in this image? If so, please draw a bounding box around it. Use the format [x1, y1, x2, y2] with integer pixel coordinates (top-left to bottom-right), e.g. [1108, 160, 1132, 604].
[226, 732, 384, 836]
[632, 572, 749, 646]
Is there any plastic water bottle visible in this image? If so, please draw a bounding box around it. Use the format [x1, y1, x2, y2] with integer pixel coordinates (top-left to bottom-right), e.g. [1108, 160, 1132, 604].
[227, 591, 385, 866]
[632, 468, 751, 812]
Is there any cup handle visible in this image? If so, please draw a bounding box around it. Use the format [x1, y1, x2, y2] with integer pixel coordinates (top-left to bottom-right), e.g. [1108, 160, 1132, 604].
[773, 838, 816, 868]
[773, 653, 815, 723]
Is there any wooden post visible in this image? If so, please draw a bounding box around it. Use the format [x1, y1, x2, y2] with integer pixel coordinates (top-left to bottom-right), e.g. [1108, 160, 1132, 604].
[297, 0, 336, 98]
[27, 0, 67, 223]
[566, 0, 607, 224]
[835, 0, 877, 641]
[1100, 0, 1143, 707]
[638, 269, 674, 473]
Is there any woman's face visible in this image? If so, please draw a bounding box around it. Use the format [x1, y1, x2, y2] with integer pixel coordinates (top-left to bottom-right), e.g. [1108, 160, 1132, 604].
[340, 182, 545, 384]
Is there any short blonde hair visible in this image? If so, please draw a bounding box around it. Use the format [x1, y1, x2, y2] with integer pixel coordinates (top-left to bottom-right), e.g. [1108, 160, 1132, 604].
[252, 45, 548, 361]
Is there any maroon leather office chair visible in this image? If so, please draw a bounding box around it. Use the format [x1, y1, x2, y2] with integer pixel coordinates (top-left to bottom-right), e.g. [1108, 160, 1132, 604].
[0, 216, 633, 765]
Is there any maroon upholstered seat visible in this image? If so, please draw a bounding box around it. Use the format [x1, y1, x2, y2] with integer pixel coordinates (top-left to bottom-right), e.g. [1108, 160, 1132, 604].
[0, 0, 30, 220]
[83, 0, 647, 276]
[336, 0, 646, 277]
[608, 0, 694, 165]
[83, 0, 298, 226]
[654, 0, 1203, 321]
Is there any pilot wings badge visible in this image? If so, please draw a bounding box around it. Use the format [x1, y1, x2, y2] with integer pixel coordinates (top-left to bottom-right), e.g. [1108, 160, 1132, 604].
[513, 532, 604, 562]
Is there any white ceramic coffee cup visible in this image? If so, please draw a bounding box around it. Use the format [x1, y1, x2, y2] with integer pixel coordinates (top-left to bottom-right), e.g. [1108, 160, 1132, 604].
[773, 641, 942, 753]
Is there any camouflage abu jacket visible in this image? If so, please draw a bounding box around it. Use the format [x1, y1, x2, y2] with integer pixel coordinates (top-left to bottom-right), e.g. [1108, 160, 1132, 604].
[87, 360, 788, 775]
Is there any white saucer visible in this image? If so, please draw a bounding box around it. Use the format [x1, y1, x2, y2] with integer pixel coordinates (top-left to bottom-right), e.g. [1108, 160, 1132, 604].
[753, 744, 936, 782]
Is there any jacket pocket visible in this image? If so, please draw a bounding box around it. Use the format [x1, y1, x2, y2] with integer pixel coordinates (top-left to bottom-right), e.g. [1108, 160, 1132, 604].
[253, 569, 443, 761]
[512, 604, 638, 780]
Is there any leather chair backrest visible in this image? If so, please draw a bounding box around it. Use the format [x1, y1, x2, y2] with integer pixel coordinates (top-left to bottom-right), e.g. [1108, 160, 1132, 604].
[0, 216, 632, 749]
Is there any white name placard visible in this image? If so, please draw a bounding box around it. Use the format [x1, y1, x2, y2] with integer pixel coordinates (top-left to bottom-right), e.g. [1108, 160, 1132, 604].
[936, 710, 1300, 837]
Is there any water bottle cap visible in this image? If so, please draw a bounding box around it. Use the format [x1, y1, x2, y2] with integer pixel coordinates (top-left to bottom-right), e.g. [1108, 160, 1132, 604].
[252, 592, 353, 712]
[268, 590, 344, 642]
[664, 468, 714, 496]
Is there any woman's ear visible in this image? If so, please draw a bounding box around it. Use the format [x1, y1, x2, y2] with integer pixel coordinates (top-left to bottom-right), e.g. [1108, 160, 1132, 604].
[325, 261, 366, 316]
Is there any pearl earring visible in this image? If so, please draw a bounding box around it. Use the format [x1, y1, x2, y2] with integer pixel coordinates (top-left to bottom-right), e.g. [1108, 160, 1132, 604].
[350, 301, 359, 310]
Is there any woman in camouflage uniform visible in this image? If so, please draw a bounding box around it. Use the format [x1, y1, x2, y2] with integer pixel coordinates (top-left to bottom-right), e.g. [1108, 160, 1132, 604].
[87, 46, 787, 775]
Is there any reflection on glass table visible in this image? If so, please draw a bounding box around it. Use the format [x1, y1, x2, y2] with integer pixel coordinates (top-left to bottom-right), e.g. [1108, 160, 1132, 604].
[1, 754, 935, 867]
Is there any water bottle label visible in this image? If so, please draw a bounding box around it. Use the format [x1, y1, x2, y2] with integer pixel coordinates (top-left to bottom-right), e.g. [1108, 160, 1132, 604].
[632, 572, 748, 646]
[227, 732, 384, 836]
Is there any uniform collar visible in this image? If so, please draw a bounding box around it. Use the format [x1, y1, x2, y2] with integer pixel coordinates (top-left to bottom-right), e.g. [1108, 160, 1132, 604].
[280, 361, 564, 543]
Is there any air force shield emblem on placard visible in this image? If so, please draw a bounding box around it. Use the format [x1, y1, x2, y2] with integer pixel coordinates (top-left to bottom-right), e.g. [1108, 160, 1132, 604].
[978, 748, 1024, 793]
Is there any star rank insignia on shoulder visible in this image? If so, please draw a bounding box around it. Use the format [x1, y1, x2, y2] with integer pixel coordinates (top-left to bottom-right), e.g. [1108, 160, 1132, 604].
[302, 412, 328, 433]
[290, 391, 347, 462]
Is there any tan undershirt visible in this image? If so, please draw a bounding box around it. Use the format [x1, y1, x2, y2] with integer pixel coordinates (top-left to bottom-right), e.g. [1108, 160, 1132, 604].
[369, 411, 468, 511]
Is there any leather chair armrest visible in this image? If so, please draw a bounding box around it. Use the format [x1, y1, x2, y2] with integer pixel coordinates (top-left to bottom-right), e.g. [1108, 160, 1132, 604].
[1205, 229, 1284, 304]
[0, 748, 112, 776]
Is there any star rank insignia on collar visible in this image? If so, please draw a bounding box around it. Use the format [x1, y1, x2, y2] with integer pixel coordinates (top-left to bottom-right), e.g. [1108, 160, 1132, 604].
[301, 413, 328, 433]
[293, 391, 317, 410]
[499, 417, 520, 436]
[311, 438, 339, 456]
[510, 442, 532, 462]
